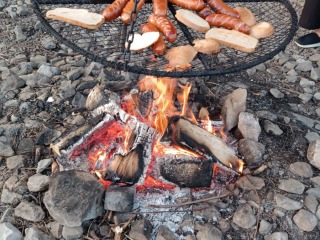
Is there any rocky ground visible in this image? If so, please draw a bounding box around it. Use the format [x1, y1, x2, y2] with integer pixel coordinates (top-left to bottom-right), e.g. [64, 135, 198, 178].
[1, 0, 320, 240]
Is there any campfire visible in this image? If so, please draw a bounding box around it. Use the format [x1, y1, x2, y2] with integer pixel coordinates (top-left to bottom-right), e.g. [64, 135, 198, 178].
[50, 77, 244, 189]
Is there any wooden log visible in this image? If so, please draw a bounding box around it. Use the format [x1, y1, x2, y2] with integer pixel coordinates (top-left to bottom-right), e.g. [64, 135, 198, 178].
[166, 117, 240, 170]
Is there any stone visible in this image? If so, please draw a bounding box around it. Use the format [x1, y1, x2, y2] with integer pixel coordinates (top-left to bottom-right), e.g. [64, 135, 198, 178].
[259, 219, 272, 235]
[62, 226, 83, 240]
[0, 188, 22, 204]
[300, 78, 315, 88]
[269, 88, 284, 98]
[314, 92, 320, 100]
[264, 232, 288, 240]
[0, 208, 15, 224]
[237, 112, 261, 141]
[16, 138, 34, 154]
[232, 204, 256, 229]
[295, 61, 313, 72]
[14, 201, 45, 222]
[304, 195, 318, 214]
[307, 140, 320, 170]
[66, 68, 84, 81]
[27, 174, 50, 192]
[299, 93, 313, 102]
[289, 162, 313, 178]
[47, 222, 63, 239]
[41, 38, 56, 50]
[37, 158, 52, 173]
[309, 54, 320, 62]
[274, 194, 303, 210]
[43, 170, 104, 227]
[218, 219, 230, 233]
[221, 88, 247, 131]
[71, 92, 86, 108]
[25, 227, 55, 240]
[293, 209, 318, 232]
[263, 120, 283, 135]
[0, 222, 23, 240]
[35, 128, 61, 145]
[6, 155, 25, 169]
[30, 55, 47, 67]
[306, 188, 320, 199]
[310, 68, 320, 81]
[290, 112, 315, 128]
[236, 175, 265, 190]
[0, 142, 14, 157]
[255, 111, 277, 121]
[129, 219, 152, 240]
[305, 132, 320, 143]
[37, 64, 61, 78]
[104, 186, 135, 212]
[238, 139, 265, 167]
[156, 225, 177, 240]
[196, 223, 222, 240]
[193, 204, 221, 221]
[14, 25, 27, 42]
[278, 179, 305, 194]
[317, 108, 320, 117]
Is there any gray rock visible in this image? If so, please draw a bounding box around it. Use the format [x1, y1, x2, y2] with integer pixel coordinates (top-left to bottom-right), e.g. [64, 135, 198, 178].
[232, 204, 256, 229]
[18, 62, 34, 75]
[306, 188, 320, 199]
[305, 132, 320, 143]
[196, 223, 222, 240]
[193, 204, 221, 221]
[263, 120, 283, 135]
[35, 128, 61, 145]
[290, 112, 315, 128]
[129, 219, 152, 240]
[304, 195, 318, 214]
[84, 62, 103, 76]
[0, 74, 25, 93]
[27, 174, 50, 192]
[278, 179, 305, 194]
[255, 110, 277, 121]
[274, 194, 303, 210]
[307, 139, 320, 170]
[298, 93, 313, 102]
[236, 175, 265, 190]
[37, 64, 61, 78]
[287, 69, 297, 76]
[317, 108, 320, 117]
[14, 201, 45, 222]
[238, 139, 265, 167]
[16, 5, 28, 16]
[289, 162, 313, 178]
[269, 88, 284, 98]
[295, 61, 313, 72]
[47, 222, 63, 239]
[300, 78, 315, 88]
[43, 170, 104, 227]
[37, 158, 52, 173]
[310, 176, 320, 186]
[286, 75, 298, 83]
[314, 92, 320, 100]
[104, 186, 135, 212]
[156, 225, 177, 240]
[316, 206, 320, 220]
[259, 219, 272, 235]
[0, 142, 14, 157]
[76, 79, 99, 91]
[30, 55, 47, 67]
[66, 68, 84, 81]
[14, 25, 27, 42]
[71, 92, 86, 108]
[17, 138, 34, 154]
[238, 112, 261, 141]
[283, 61, 296, 70]
[264, 232, 288, 240]
[25, 227, 54, 240]
[62, 226, 83, 240]
[309, 54, 320, 62]
[293, 209, 318, 232]
[221, 88, 247, 131]
[0, 222, 23, 240]
[218, 219, 230, 233]
[41, 38, 56, 50]
[310, 68, 320, 81]
[0, 188, 22, 204]
[6, 155, 25, 169]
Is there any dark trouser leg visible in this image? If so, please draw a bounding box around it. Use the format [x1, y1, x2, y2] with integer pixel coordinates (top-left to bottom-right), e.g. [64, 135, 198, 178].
[299, 0, 320, 30]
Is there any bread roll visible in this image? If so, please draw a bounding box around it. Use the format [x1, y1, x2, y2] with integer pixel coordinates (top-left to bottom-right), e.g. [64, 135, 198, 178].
[175, 9, 210, 33]
[193, 39, 220, 54]
[165, 45, 198, 67]
[205, 28, 259, 53]
[250, 22, 275, 39]
[46, 8, 105, 30]
[234, 7, 256, 27]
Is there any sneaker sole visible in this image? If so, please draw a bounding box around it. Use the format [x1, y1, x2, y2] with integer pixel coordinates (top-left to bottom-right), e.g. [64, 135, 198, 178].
[295, 41, 320, 48]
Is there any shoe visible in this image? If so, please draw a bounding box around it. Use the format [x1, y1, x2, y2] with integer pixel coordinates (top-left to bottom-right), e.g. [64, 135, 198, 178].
[295, 33, 320, 48]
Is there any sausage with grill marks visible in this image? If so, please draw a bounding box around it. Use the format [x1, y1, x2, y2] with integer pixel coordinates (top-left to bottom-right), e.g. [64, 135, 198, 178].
[207, 0, 240, 18]
[152, 0, 168, 16]
[148, 14, 177, 43]
[168, 0, 205, 11]
[121, 0, 146, 24]
[206, 13, 251, 34]
[141, 23, 166, 55]
[102, 0, 130, 21]
[197, 5, 213, 19]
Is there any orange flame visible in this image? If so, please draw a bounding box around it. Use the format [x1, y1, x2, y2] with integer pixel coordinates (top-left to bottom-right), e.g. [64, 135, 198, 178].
[153, 141, 202, 158]
[237, 159, 244, 174]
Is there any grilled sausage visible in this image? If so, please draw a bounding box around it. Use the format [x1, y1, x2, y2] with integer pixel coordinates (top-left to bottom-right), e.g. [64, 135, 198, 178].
[206, 13, 250, 34]
[121, 0, 146, 24]
[168, 0, 205, 11]
[141, 23, 166, 55]
[102, 0, 130, 22]
[152, 0, 168, 16]
[207, 0, 240, 18]
[148, 14, 177, 43]
[197, 5, 213, 19]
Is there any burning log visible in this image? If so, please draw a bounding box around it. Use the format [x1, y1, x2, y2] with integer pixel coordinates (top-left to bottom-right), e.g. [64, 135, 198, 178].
[165, 117, 241, 171]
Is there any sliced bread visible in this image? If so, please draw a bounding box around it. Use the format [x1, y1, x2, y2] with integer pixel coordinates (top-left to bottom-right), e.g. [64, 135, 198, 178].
[175, 9, 210, 33]
[193, 39, 220, 54]
[250, 22, 275, 39]
[234, 7, 256, 27]
[205, 28, 259, 53]
[165, 45, 198, 67]
[125, 32, 160, 51]
[46, 8, 105, 30]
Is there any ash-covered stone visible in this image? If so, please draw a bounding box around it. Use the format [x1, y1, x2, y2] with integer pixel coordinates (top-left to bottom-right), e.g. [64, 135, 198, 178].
[43, 170, 104, 227]
[232, 204, 256, 229]
[129, 218, 152, 240]
[195, 223, 222, 240]
[62, 226, 83, 240]
[156, 225, 177, 240]
[278, 179, 305, 194]
[25, 226, 55, 240]
[193, 204, 221, 222]
[236, 175, 265, 190]
[237, 112, 261, 141]
[293, 209, 318, 232]
[307, 139, 320, 170]
[0, 222, 23, 240]
[104, 186, 135, 212]
[238, 139, 265, 167]
[14, 201, 45, 222]
[274, 194, 303, 210]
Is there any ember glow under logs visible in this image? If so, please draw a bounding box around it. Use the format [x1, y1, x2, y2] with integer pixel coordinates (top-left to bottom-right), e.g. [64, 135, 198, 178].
[51, 77, 244, 188]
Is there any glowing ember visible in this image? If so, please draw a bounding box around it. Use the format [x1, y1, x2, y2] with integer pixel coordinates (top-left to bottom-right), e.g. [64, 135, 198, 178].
[153, 141, 202, 158]
[237, 159, 244, 173]
[137, 175, 176, 191]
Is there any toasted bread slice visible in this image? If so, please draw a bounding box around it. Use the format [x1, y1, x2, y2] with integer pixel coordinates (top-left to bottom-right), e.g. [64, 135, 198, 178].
[46, 8, 105, 30]
[234, 7, 256, 27]
[125, 32, 160, 51]
[205, 28, 259, 53]
[250, 22, 275, 39]
[175, 9, 210, 33]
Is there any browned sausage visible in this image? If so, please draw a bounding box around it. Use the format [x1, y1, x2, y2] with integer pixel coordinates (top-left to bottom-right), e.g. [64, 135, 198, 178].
[148, 14, 177, 43]
[197, 5, 213, 19]
[102, 0, 130, 22]
[141, 23, 166, 55]
[152, 0, 168, 16]
[206, 14, 250, 34]
[121, 0, 146, 24]
[168, 0, 205, 11]
[207, 0, 240, 18]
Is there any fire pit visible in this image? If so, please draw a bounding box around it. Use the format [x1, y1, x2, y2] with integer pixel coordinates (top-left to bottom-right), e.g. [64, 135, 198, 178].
[32, 0, 297, 77]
